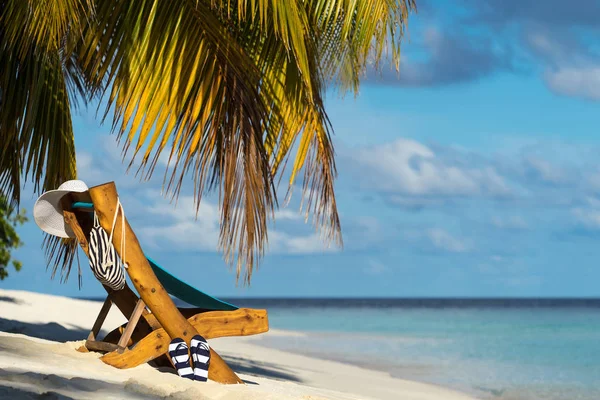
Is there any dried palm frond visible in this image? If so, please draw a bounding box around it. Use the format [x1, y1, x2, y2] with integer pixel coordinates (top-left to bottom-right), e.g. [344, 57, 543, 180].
[43, 235, 80, 286]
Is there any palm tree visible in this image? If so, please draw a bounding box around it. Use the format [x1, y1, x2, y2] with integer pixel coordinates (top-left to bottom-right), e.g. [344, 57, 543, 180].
[0, 0, 416, 283]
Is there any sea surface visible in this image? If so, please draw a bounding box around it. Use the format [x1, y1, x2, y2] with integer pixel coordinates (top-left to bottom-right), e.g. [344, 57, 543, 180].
[219, 298, 600, 400]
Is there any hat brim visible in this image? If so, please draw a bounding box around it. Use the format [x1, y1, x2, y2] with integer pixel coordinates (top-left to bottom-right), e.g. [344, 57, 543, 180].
[33, 189, 77, 238]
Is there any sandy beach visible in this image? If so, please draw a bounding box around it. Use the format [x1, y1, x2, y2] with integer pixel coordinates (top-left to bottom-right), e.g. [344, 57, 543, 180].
[0, 289, 477, 400]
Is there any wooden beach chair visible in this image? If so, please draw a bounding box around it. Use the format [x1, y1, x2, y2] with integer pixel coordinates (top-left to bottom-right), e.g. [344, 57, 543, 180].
[58, 182, 269, 384]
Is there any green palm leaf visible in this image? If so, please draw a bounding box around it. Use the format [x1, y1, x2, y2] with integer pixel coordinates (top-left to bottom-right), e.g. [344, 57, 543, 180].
[0, 0, 416, 284]
[0, 0, 89, 278]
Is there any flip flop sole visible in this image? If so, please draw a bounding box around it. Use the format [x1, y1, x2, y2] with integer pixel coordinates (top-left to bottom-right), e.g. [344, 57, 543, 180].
[190, 335, 210, 382]
[168, 338, 194, 380]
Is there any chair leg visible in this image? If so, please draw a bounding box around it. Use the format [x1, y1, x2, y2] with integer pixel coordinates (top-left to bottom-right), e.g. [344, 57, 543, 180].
[117, 298, 146, 352]
[87, 296, 113, 341]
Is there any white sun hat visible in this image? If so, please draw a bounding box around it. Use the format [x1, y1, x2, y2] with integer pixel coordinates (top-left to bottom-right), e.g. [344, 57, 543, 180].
[33, 180, 89, 238]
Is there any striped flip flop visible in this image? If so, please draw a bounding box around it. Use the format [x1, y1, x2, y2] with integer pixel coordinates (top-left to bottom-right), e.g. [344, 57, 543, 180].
[168, 338, 194, 380]
[190, 334, 211, 382]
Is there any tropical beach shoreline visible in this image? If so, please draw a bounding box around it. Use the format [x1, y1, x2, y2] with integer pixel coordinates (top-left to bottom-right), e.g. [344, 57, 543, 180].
[0, 289, 477, 400]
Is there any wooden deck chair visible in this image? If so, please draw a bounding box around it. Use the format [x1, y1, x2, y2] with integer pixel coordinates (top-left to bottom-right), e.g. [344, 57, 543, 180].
[60, 182, 269, 384]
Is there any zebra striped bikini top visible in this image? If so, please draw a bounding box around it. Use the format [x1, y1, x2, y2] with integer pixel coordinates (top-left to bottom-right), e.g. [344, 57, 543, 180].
[88, 199, 127, 291]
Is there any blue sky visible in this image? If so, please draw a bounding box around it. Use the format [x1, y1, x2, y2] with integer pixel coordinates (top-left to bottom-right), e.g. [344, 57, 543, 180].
[7, 0, 600, 298]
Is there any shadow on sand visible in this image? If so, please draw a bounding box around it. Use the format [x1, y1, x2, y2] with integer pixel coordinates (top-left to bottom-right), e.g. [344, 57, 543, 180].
[0, 295, 25, 305]
[0, 385, 77, 400]
[0, 318, 304, 385]
[0, 317, 89, 342]
[221, 355, 302, 383]
[0, 369, 168, 400]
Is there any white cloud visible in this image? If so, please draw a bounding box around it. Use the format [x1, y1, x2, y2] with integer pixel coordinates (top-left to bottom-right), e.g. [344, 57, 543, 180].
[346, 136, 600, 215]
[273, 209, 303, 221]
[75, 137, 149, 189]
[501, 276, 543, 288]
[491, 215, 529, 230]
[572, 207, 600, 230]
[526, 31, 568, 63]
[76, 151, 112, 184]
[587, 172, 600, 192]
[268, 230, 336, 255]
[137, 194, 333, 255]
[352, 138, 511, 199]
[571, 195, 600, 230]
[523, 27, 600, 102]
[426, 228, 470, 253]
[581, 196, 600, 209]
[523, 156, 568, 185]
[363, 259, 391, 275]
[386, 196, 444, 208]
[139, 197, 221, 251]
[545, 66, 600, 101]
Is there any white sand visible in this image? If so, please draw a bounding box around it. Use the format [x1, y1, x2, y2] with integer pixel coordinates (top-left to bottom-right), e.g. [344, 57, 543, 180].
[0, 289, 478, 400]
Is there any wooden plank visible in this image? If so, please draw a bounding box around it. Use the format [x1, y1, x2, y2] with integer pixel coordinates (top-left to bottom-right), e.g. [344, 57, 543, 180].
[85, 340, 120, 353]
[89, 182, 242, 384]
[100, 308, 269, 370]
[117, 299, 146, 351]
[87, 296, 113, 341]
[63, 209, 90, 255]
[106, 286, 160, 331]
[102, 306, 210, 345]
[187, 308, 269, 338]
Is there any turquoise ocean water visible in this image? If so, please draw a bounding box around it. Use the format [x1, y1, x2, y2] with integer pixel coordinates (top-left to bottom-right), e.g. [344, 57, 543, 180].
[225, 299, 600, 400]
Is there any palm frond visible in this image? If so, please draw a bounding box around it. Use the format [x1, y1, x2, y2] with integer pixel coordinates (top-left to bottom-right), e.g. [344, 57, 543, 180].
[0, 1, 82, 279]
[77, 0, 415, 283]
[79, 0, 277, 283]
[0, 45, 77, 204]
[43, 234, 80, 286]
[310, 0, 417, 92]
[1, 0, 415, 285]
[1, 0, 94, 59]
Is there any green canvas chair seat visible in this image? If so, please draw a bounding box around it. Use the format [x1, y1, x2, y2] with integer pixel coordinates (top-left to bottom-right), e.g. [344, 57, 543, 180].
[146, 257, 237, 311]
